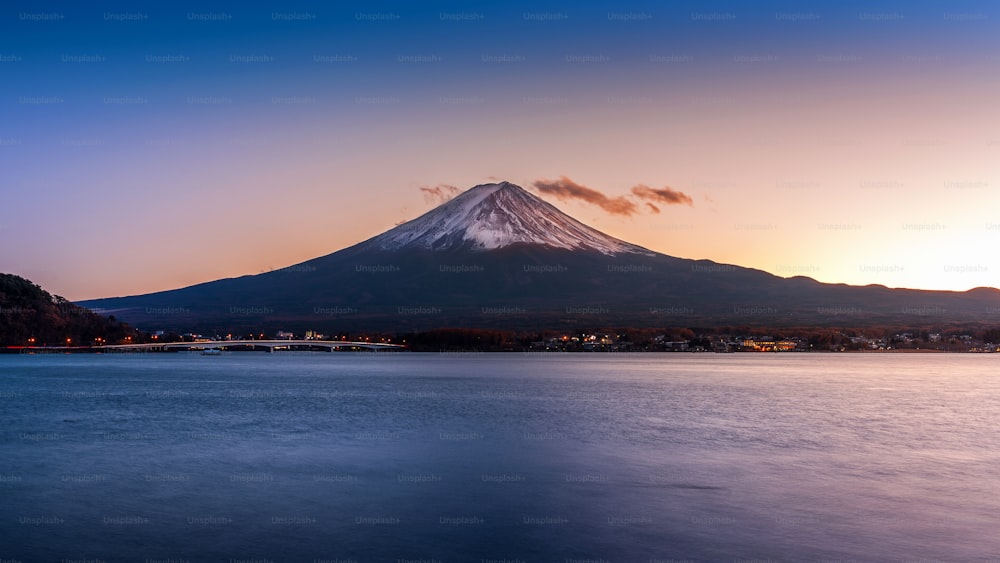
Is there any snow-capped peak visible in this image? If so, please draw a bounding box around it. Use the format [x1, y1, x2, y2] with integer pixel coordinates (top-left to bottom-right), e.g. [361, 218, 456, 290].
[368, 181, 653, 255]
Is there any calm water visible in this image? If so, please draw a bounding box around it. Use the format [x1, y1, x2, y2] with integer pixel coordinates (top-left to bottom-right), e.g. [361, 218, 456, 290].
[1, 352, 999, 562]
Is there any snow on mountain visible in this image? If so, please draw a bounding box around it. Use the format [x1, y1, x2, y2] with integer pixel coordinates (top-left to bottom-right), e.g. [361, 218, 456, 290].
[368, 181, 652, 255]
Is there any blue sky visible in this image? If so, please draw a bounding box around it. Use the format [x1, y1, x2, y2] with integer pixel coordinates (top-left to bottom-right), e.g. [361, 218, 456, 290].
[3, 0, 999, 299]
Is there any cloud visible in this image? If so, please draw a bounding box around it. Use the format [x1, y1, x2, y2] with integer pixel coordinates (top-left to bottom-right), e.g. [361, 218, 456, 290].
[645, 202, 661, 214]
[630, 184, 693, 206]
[531, 176, 638, 216]
[419, 184, 460, 204]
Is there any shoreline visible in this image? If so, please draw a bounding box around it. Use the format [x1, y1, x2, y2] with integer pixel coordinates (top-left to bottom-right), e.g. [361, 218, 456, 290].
[0, 347, 987, 355]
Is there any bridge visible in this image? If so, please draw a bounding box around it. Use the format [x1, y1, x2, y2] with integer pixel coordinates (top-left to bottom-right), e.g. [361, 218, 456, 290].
[98, 340, 405, 353]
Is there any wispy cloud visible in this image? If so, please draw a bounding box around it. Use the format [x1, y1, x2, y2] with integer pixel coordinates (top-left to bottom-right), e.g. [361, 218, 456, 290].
[531, 176, 638, 216]
[531, 176, 693, 217]
[419, 184, 460, 204]
[631, 184, 693, 206]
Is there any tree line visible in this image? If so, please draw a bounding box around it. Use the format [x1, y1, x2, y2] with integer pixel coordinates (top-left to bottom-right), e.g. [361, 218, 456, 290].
[0, 274, 133, 347]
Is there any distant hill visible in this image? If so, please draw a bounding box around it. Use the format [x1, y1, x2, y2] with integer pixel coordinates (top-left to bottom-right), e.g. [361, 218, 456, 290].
[0, 273, 131, 347]
[78, 182, 1000, 333]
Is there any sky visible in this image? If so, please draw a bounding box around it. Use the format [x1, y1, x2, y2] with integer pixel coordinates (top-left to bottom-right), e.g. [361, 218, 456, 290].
[2, 0, 998, 300]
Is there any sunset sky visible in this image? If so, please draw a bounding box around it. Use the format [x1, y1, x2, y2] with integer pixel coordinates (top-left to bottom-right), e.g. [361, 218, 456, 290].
[2, 0, 998, 300]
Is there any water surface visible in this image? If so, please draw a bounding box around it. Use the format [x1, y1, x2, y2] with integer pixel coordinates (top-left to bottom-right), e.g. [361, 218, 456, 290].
[1, 353, 998, 561]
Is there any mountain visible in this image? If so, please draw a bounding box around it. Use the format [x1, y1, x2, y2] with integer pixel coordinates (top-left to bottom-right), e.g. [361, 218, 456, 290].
[367, 181, 649, 255]
[78, 181, 1000, 333]
[0, 273, 132, 347]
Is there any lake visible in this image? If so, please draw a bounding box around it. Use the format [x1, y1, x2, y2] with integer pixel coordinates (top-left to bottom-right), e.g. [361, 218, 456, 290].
[1, 352, 999, 562]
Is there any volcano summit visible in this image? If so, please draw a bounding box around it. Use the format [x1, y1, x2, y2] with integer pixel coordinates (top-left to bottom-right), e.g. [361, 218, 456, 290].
[80, 181, 1000, 332]
[368, 181, 649, 255]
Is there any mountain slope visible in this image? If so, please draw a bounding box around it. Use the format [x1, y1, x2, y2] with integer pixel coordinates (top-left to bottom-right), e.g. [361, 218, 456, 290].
[78, 182, 1000, 332]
